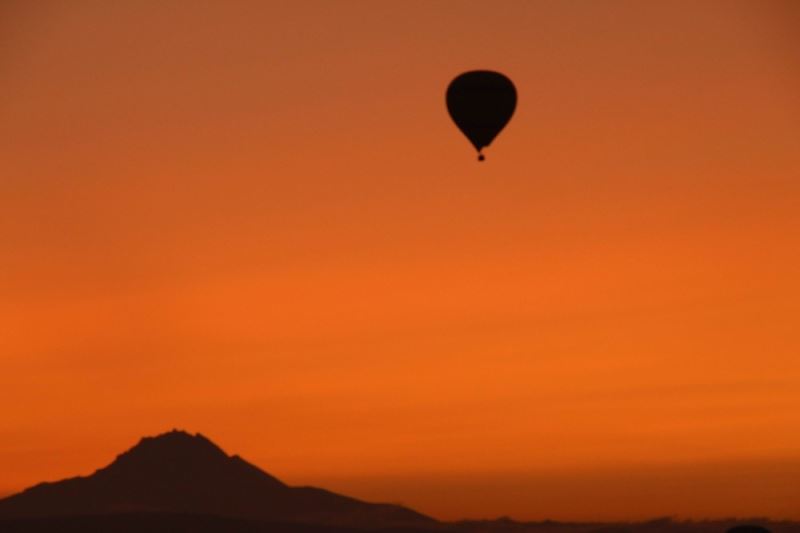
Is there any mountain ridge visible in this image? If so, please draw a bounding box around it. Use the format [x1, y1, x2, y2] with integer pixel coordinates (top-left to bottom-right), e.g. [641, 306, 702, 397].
[0, 429, 432, 528]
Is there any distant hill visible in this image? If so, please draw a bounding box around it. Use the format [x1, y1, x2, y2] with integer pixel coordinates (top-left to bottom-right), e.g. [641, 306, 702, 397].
[0, 512, 440, 533]
[0, 430, 432, 528]
[0, 514, 797, 533]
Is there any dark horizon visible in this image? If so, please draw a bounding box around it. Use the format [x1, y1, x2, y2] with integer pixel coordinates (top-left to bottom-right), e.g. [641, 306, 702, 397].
[2, 430, 800, 523]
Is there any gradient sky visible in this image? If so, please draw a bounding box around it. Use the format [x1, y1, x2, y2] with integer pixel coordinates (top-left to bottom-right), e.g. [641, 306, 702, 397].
[2, 0, 800, 522]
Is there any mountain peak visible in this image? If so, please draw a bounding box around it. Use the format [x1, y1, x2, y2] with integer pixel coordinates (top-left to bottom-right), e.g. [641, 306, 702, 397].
[104, 429, 231, 475]
[0, 430, 433, 527]
[134, 429, 218, 449]
[130, 429, 225, 456]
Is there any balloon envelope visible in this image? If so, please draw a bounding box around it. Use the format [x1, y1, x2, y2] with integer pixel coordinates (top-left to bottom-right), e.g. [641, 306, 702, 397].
[446, 70, 517, 160]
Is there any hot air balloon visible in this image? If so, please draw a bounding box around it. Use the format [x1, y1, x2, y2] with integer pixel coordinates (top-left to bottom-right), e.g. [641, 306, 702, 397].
[446, 70, 517, 161]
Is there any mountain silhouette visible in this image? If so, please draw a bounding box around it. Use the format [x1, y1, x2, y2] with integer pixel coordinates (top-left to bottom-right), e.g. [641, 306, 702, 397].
[0, 430, 432, 527]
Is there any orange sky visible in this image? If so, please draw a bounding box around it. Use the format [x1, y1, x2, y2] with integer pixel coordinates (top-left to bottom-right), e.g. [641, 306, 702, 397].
[2, 0, 800, 522]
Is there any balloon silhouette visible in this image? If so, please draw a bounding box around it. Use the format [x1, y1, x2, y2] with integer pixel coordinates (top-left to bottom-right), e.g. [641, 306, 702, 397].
[446, 70, 517, 161]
